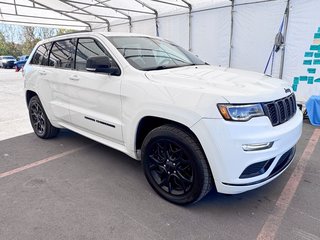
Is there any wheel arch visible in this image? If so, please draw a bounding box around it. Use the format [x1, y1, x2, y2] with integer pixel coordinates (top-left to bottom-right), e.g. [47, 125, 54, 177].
[26, 90, 38, 105]
[135, 116, 203, 153]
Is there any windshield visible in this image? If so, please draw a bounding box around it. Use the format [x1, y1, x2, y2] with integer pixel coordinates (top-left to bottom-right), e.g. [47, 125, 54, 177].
[107, 36, 205, 71]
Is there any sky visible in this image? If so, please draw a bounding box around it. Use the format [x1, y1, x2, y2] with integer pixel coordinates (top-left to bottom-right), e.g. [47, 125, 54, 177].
[0, 23, 24, 43]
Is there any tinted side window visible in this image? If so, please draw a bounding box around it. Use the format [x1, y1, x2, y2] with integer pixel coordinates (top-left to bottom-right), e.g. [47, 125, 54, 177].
[30, 43, 51, 65]
[49, 39, 75, 69]
[75, 38, 114, 71]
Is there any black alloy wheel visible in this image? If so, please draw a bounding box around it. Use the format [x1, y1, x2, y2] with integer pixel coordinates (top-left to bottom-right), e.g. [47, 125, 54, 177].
[142, 125, 213, 205]
[30, 101, 46, 136]
[147, 139, 194, 196]
[28, 96, 60, 139]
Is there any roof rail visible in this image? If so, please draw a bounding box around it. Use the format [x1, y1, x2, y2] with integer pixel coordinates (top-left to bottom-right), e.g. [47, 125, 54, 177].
[55, 30, 92, 37]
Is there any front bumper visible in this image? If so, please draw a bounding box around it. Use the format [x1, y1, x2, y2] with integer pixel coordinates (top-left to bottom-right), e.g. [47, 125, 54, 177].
[3, 61, 15, 68]
[191, 110, 303, 194]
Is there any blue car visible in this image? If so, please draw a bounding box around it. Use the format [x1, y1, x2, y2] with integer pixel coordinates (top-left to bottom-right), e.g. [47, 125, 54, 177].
[14, 55, 29, 71]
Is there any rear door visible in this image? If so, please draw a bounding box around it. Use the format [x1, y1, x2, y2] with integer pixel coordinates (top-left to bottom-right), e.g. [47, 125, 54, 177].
[46, 39, 76, 123]
[68, 37, 123, 143]
[27, 43, 55, 117]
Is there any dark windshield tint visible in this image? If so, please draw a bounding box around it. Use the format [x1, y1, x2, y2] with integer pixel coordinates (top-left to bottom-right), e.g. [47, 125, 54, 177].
[107, 36, 205, 71]
[3, 56, 15, 60]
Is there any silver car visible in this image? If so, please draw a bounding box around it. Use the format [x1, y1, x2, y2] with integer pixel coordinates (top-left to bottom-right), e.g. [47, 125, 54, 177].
[0, 55, 17, 68]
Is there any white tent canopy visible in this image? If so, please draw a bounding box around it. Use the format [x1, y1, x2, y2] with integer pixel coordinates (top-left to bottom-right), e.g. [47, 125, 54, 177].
[0, 0, 221, 30]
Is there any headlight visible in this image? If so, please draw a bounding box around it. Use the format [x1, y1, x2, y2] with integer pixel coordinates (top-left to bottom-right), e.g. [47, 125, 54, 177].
[217, 103, 265, 121]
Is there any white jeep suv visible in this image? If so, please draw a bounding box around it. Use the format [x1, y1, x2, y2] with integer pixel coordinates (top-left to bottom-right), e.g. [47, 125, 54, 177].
[24, 32, 302, 205]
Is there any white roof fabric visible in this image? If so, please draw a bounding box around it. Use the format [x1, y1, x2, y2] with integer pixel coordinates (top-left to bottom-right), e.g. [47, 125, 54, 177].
[0, 0, 230, 30]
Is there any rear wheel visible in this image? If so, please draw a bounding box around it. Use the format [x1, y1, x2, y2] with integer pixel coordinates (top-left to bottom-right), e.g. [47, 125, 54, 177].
[141, 125, 213, 205]
[28, 96, 59, 139]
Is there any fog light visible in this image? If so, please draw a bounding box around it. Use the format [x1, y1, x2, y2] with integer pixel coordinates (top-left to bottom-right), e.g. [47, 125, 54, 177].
[242, 142, 274, 151]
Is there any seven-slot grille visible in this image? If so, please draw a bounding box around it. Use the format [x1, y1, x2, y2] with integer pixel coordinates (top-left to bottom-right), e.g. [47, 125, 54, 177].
[263, 93, 297, 126]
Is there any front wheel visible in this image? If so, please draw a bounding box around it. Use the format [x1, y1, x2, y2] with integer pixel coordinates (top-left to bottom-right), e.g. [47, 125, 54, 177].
[141, 125, 213, 205]
[28, 96, 60, 139]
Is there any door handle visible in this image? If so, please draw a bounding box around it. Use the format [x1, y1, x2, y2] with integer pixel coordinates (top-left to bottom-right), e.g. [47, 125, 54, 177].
[39, 70, 47, 75]
[69, 75, 79, 81]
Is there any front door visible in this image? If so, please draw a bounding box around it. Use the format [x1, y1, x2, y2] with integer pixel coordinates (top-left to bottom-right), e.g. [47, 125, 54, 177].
[68, 37, 123, 143]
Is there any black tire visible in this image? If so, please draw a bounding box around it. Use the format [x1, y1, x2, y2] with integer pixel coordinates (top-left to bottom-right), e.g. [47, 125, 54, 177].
[28, 95, 60, 139]
[141, 125, 213, 205]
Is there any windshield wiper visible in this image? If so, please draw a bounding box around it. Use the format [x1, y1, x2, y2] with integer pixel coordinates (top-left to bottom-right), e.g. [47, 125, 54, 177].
[144, 63, 207, 71]
[144, 65, 181, 71]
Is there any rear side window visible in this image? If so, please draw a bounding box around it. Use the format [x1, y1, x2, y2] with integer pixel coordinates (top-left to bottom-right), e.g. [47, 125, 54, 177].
[30, 43, 51, 65]
[75, 38, 114, 71]
[49, 39, 76, 69]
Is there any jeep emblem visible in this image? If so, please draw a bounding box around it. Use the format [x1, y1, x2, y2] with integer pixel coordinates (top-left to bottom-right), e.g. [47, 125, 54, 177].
[284, 88, 291, 93]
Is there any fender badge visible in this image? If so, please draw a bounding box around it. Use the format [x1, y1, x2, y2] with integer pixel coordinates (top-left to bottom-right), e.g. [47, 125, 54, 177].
[284, 88, 291, 94]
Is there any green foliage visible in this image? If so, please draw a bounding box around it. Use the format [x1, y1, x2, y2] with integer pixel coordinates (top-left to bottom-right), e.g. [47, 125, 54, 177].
[56, 29, 76, 36]
[0, 32, 22, 56]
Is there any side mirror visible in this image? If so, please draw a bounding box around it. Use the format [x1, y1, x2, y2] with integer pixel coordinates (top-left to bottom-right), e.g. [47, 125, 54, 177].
[86, 56, 120, 75]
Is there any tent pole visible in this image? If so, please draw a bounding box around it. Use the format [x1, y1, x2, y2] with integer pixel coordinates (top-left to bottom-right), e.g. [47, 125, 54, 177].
[228, 0, 235, 68]
[31, 0, 92, 30]
[181, 0, 192, 51]
[279, 0, 290, 79]
[134, 0, 159, 36]
[13, 0, 18, 15]
[60, 0, 110, 31]
[93, 0, 132, 32]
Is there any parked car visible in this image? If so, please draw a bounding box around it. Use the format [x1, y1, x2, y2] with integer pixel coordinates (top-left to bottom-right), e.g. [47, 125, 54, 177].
[14, 55, 29, 71]
[0, 55, 17, 68]
[23, 32, 303, 205]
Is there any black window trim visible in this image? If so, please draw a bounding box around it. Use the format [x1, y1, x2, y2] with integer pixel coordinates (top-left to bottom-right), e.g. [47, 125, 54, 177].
[48, 38, 76, 70]
[29, 43, 51, 66]
[74, 36, 122, 76]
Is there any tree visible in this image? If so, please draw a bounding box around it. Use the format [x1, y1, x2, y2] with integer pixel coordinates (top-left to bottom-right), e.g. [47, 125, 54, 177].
[21, 26, 41, 54]
[0, 24, 74, 57]
[0, 30, 23, 56]
[56, 28, 75, 36]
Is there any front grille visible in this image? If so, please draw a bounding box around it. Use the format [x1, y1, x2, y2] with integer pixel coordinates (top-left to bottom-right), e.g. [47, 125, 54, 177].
[263, 93, 297, 126]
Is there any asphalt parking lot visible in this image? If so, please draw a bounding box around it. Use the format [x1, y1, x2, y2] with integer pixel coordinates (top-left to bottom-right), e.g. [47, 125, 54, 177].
[0, 68, 319, 240]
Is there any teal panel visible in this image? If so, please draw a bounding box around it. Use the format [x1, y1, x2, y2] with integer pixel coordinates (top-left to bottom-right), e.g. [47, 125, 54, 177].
[314, 78, 320, 82]
[315, 33, 320, 39]
[303, 60, 312, 65]
[314, 59, 320, 65]
[318, 27, 320, 33]
[292, 84, 298, 92]
[310, 45, 320, 51]
[315, 52, 320, 58]
[300, 76, 308, 81]
[305, 52, 314, 57]
[293, 77, 300, 84]
[307, 68, 316, 74]
[307, 77, 314, 84]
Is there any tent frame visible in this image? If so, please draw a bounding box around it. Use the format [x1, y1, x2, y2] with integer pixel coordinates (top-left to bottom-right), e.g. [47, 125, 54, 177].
[0, 0, 290, 78]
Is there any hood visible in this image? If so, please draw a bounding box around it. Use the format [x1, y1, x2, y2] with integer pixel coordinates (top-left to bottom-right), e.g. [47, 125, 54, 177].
[145, 65, 292, 103]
